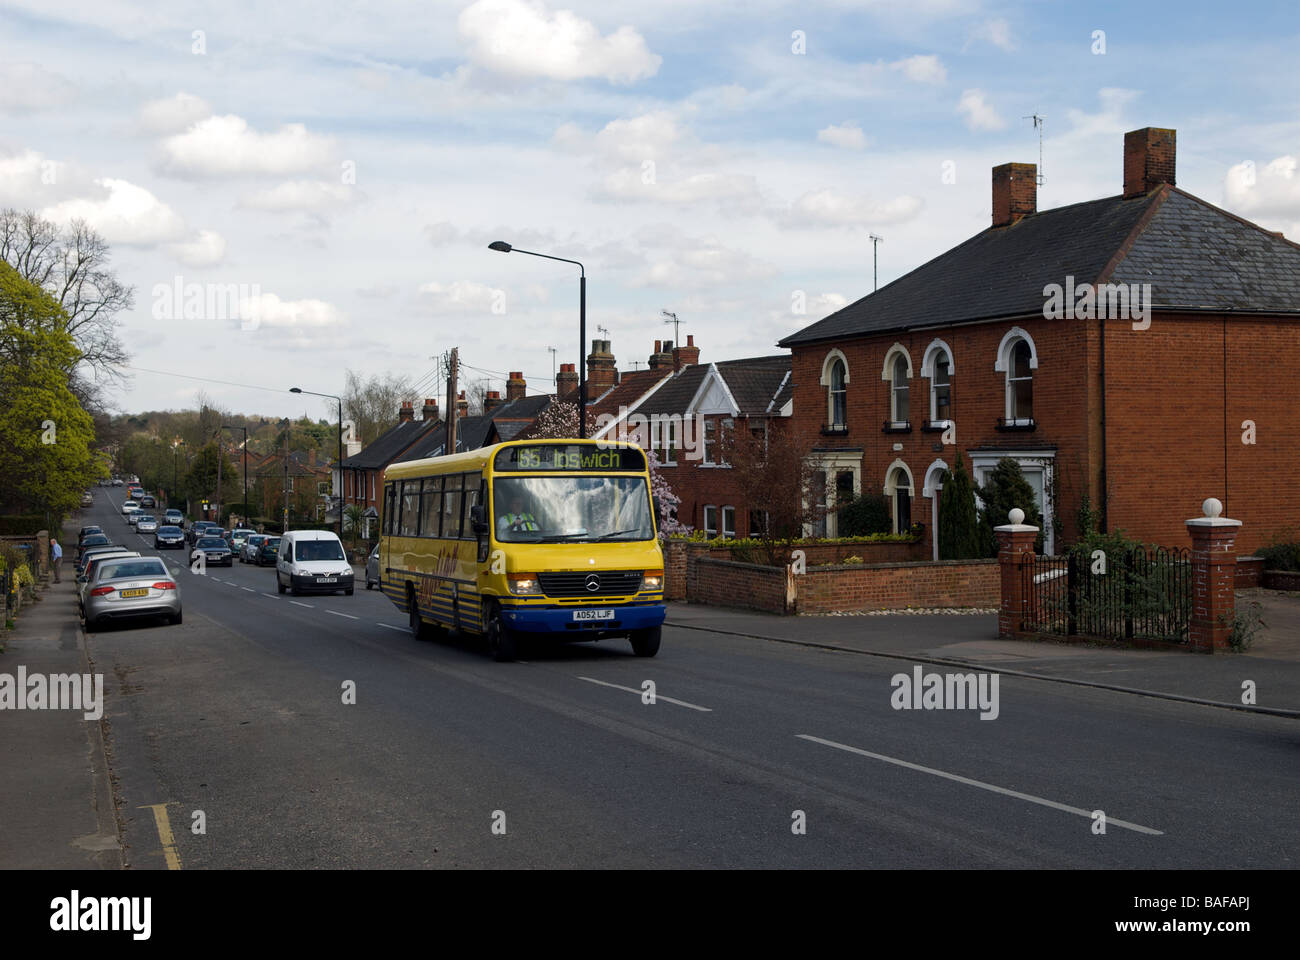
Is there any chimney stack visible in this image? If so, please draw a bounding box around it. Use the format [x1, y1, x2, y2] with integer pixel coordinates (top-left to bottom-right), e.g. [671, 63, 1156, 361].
[506, 371, 526, 402]
[649, 339, 674, 370]
[991, 162, 1037, 227]
[456, 390, 468, 416]
[556, 363, 579, 399]
[587, 338, 617, 393]
[398, 400, 414, 423]
[421, 398, 439, 422]
[1124, 127, 1176, 198]
[672, 334, 700, 370]
[484, 390, 503, 412]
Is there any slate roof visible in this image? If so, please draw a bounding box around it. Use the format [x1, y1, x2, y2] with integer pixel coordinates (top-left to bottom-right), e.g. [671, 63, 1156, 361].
[779, 185, 1300, 347]
[395, 415, 495, 463]
[634, 364, 711, 417]
[715, 356, 791, 416]
[588, 369, 673, 428]
[339, 417, 440, 470]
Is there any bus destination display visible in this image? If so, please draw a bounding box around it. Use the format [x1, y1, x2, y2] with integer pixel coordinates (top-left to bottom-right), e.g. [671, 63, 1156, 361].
[495, 444, 645, 472]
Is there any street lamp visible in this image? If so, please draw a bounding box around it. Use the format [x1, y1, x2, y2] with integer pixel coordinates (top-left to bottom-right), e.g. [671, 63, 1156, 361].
[488, 240, 587, 437]
[223, 424, 248, 527]
[289, 387, 344, 538]
[171, 438, 184, 516]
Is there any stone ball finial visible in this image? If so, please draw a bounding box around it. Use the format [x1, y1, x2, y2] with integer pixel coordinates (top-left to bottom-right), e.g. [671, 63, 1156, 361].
[1008, 507, 1025, 525]
[1202, 498, 1223, 519]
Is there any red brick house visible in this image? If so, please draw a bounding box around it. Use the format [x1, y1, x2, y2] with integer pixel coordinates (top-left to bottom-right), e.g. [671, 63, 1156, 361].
[778, 126, 1300, 557]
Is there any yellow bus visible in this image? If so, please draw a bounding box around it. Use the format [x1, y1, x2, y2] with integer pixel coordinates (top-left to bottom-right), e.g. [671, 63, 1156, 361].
[379, 438, 666, 661]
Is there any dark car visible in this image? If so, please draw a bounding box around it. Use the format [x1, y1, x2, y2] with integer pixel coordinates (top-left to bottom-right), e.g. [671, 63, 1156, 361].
[186, 522, 216, 546]
[154, 525, 185, 549]
[78, 525, 104, 545]
[193, 536, 233, 567]
[76, 534, 111, 562]
[257, 537, 281, 566]
[139, 495, 156, 508]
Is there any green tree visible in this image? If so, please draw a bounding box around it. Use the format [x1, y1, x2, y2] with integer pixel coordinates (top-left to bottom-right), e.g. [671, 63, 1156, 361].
[976, 458, 1044, 555]
[938, 452, 984, 559]
[0, 264, 100, 517]
[837, 492, 892, 536]
[181, 442, 239, 508]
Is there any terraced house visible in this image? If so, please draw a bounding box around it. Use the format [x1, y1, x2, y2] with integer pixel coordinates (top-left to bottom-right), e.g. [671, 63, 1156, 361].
[779, 127, 1300, 557]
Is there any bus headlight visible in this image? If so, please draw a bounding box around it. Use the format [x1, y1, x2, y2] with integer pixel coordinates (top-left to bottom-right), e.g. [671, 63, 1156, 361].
[507, 574, 542, 596]
[640, 569, 663, 592]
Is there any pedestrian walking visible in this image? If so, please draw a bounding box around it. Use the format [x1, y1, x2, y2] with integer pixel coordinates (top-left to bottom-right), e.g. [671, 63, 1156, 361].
[51, 538, 63, 583]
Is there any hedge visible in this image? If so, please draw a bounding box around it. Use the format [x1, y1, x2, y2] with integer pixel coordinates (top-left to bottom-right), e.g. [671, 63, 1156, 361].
[0, 515, 47, 536]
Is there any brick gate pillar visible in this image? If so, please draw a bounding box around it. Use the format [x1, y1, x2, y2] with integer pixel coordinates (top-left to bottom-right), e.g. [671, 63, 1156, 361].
[995, 508, 1039, 638]
[1186, 498, 1241, 654]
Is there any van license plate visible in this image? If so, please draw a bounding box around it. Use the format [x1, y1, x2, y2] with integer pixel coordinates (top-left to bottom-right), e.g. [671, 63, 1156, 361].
[572, 609, 614, 621]
[316, 577, 337, 583]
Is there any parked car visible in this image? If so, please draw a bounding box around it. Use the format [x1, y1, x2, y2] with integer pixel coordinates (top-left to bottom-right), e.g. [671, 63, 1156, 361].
[76, 534, 112, 563]
[136, 515, 159, 533]
[83, 556, 181, 629]
[81, 492, 94, 508]
[98, 479, 112, 487]
[78, 525, 104, 545]
[154, 525, 185, 549]
[276, 530, 354, 596]
[193, 536, 233, 567]
[365, 543, 380, 590]
[229, 528, 257, 551]
[77, 550, 140, 617]
[77, 543, 126, 576]
[257, 536, 281, 566]
[240, 534, 268, 563]
[164, 510, 184, 528]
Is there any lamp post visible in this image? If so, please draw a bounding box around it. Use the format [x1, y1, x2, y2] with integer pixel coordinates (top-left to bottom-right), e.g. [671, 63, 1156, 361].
[489, 241, 587, 437]
[289, 387, 344, 538]
[223, 424, 248, 527]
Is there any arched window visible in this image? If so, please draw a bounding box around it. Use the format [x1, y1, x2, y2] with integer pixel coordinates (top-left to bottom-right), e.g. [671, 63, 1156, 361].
[829, 358, 847, 428]
[1008, 340, 1033, 424]
[931, 350, 951, 424]
[884, 460, 914, 535]
[891, 354, 910, 424]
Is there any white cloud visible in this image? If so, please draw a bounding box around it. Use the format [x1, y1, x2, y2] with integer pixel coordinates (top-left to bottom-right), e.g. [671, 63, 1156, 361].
[1225, 155, 1300, 220]
[240, 180, 354, 211]
[458, 0, 661, 84]
[138, 92, 213, 133]
[242, 293, 346, 329]
[40, 178, 186, 246]
[419, 280, 502, 313]
[169, 229, 227, 267]
[629, 231, 777, 290]
[159, 115, 336, 178]
[891, 54, 947, 85]
[556, 111, 684, 163]
[0, 62, 77, 113]
[817, 123, 867, 150]
[779, 189, 924, 228]
[957, 88, 1006, 131]
[972, 18, 1016, 51]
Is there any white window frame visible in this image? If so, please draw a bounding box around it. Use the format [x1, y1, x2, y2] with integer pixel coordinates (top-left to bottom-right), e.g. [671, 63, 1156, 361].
[969, 449, 1055, 555]
[921, 339, 954, 428]
[994, 328, 1038, 426]
[721, 505, 736, 539]
[922, 459, 949, 562]
[883, 459, 915, 535]
[804, 452, 862, 538]
[703, 505, 718, 538]
[881, 344, 913, 429]
[819, 349, 851, 429]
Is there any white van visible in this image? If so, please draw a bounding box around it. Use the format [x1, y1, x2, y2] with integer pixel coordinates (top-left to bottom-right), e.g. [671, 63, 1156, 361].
[276, 530, 355, 596]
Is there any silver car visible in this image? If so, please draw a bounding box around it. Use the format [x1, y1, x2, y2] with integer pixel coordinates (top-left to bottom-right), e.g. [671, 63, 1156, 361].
[240, 534, 268, 563]
[365, 543, 380, 590]
[136, 515, 159, 533]
[77, 550, 139, 617]
[84, 556, 182, 629]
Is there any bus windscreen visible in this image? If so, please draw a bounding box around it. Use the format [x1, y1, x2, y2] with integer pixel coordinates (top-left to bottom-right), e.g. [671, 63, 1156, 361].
[493, 476, 654, 543]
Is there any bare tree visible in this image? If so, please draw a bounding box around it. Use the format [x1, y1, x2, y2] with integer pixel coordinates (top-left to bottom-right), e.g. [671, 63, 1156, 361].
[343, 369, 416, 446]
[0, 210, 134, 376]
[464, 376, 491, 416]
[719, 422, 823, 565]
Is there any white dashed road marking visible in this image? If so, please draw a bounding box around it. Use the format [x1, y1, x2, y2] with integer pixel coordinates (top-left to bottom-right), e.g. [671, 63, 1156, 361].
[576, 676, 712, 712]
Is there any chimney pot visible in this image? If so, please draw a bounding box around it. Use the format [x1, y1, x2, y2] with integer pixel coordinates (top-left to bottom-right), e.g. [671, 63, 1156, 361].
[506, 370, 527, 402]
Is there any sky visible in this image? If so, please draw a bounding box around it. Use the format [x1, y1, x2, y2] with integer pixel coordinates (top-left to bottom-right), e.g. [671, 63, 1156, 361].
[2, 0, 1298, 422]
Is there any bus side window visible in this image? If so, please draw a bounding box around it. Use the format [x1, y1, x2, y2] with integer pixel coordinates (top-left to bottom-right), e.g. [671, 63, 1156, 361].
[462, 472, 482, 540]
[420, 476, 443, 538]
[383, 483, 396, 535]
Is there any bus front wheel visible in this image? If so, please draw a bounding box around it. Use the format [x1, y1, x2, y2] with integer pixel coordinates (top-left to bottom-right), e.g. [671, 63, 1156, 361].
[485, 602, 518, 662]
[630, 626, 661, 658]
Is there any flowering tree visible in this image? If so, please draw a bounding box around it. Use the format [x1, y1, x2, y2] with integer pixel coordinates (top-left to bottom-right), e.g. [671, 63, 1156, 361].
[646, 448, 690, 537]
[523, 400, 581, 439]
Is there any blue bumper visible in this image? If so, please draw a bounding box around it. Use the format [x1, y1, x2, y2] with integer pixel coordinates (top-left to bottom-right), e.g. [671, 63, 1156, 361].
[501, 601, 666, 635]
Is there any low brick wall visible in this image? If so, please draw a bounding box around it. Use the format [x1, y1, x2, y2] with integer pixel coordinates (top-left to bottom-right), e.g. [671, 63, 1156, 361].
[1236, 557, 1263, 588]
[689, 557, 790, 614]
[1262, 569, 1300, 591]
[796, 559, 998, 614]
[663, 537, 926, 600]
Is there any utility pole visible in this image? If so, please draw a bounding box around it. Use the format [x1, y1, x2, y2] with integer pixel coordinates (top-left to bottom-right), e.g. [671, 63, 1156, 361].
[548, 346, 557, 385]
[215, 431, 223, 524]
[868, 234, 883, 291]
[281, 419, 290, 531]
[444, 348, 459, 455]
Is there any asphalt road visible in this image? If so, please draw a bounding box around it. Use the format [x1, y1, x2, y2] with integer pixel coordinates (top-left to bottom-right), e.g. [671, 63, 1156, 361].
[80, 496, 1300, 868]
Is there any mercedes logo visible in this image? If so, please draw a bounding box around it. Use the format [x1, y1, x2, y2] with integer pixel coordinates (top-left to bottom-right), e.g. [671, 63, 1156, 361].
[585, 574, 601, 592]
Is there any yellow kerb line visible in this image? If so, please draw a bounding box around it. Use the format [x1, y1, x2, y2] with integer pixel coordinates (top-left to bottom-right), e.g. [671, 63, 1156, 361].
[139, 803, 183, 869]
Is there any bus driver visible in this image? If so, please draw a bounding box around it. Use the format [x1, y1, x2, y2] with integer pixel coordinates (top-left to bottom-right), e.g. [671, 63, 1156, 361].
[497, 492, 540, 537]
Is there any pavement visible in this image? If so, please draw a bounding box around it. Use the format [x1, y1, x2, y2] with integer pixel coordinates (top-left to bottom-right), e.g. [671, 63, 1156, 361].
[665, 594, 1300, 715]
[0, 538, 123, 869]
